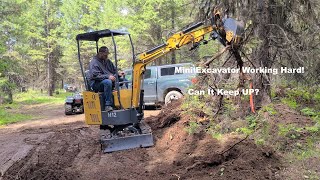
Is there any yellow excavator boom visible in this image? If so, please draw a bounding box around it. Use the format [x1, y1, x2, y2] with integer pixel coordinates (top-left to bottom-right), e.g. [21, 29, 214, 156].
[131, 24, 216, 107]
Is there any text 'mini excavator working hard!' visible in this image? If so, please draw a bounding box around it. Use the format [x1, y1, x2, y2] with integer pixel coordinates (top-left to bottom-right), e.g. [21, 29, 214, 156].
[75, 6, 244, 153]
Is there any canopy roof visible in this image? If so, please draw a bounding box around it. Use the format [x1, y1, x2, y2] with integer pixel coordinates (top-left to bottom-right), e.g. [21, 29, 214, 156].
[76, 29, 129, 41]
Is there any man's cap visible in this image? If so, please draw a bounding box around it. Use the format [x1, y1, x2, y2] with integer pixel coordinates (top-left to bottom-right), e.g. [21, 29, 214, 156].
[99, 46, 109, 53]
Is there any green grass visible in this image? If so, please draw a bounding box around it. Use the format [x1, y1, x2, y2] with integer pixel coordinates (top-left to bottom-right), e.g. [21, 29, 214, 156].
[0, 90, 73, 125]
[184, 121, 200, 135]
[280, 86, 320, 111]
[288, 145, 320, 161]
[205, 122, 223, 139]
[0, 109, 32, 125]
[14, 90, 73, 105]
[261, 104, 278, 115]
[281, 98, 299, 109]
[301, 107, 319, 117]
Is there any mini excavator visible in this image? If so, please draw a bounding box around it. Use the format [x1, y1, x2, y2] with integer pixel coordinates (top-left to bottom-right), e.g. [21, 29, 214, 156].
[76, 7, 244, 152]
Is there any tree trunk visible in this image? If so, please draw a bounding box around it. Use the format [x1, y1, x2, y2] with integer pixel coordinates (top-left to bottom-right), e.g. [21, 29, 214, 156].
[170, 0, 176, 64]
[47, 53, 54, 96]
[45, 0, 55, 96]
[0, 96, 3, 105]
[252, 0, 272, 108]
[8, 89, 13, 103]
[152, 24, 162, 66]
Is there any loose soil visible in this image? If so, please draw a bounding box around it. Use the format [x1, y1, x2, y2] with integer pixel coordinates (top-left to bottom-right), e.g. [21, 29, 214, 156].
[0, 102, 317, 180]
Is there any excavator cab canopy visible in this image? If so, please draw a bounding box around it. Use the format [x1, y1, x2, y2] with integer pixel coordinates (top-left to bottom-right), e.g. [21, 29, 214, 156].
[76, 29, 135, 93]
[76, 29, 129, 41]
[75, 29, 153, 153]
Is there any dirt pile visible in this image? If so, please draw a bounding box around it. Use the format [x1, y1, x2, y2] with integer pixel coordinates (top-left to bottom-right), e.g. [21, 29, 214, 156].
[153, 132, 281, 180]
[2, 102, 283, 180]
[144, 103, 282, 180]
[2, 124, 100, 180]
[147, 100, 182, 129]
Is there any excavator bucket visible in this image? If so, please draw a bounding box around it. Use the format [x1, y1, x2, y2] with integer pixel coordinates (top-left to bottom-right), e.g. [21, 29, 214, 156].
[100, 121, 154, 153]
[223, 18, 244, 45]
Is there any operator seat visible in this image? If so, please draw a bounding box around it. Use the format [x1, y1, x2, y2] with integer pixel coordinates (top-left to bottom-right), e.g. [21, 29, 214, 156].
[84, 70, 94, 91]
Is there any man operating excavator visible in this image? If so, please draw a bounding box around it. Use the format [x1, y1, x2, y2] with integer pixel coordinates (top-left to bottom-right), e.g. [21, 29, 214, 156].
[76, 5, 248, 152]
[88, 46, 127, 112]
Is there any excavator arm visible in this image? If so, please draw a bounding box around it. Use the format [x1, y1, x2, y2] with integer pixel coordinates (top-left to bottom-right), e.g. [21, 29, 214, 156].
[138, 22, 213, 65]
[131, 7, 244, 108]
[131, 23, 215, 108]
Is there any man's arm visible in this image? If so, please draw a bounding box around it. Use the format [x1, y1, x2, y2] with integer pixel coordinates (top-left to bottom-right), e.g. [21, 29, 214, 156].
[104, 59, 118, 79]
[104, 59, 123, 80]
[90, 61, 109, 81]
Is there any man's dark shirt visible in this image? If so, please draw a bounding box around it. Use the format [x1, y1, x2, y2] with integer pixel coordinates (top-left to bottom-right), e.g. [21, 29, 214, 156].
[89, 56, 117, 83]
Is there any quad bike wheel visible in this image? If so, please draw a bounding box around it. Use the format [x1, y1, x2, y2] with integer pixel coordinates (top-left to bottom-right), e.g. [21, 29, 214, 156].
[65, 104, 73, 115]
[79, 105, 84, 114]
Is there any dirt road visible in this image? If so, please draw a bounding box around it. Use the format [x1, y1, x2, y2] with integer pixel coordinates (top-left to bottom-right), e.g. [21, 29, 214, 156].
[0, 103, 282, 180]
[0, 104, 161, 179]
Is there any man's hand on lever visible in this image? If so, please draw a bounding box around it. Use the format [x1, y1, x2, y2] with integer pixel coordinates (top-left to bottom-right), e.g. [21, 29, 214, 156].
[109, 72, 125, 82]
[109, 75, 116, 82]
[118, 71, 125, 77]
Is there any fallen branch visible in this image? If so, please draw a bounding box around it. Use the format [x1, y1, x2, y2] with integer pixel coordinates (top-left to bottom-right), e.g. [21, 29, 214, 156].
[219, 135, 249, 155]
[214, 95, 223, 118]
[185, 135, 249, 171]
[186, 161, 203, 171]
[240, 50, 256, 68]
[172, 173, 181, 180]
[221, 52, 233, 67]
[203, 45, 230, 67]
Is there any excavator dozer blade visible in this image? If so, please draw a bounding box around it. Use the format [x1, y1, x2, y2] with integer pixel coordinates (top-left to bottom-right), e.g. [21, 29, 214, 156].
[100, 121, 154, 153]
